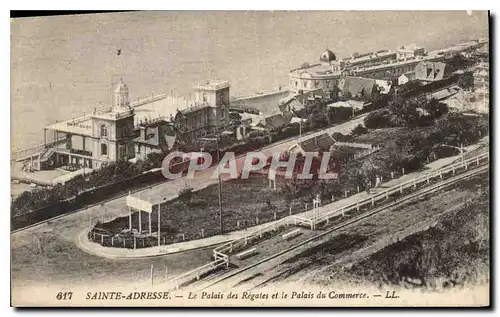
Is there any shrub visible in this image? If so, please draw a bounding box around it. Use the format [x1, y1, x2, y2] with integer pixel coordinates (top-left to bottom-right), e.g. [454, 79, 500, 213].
[178, 187, 193, 205]
[351, 124, 368, 136]
[364, 109, 394, 129]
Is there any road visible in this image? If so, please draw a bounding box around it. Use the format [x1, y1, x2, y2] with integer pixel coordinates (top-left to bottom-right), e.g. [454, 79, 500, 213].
[11, 115, 366, 293]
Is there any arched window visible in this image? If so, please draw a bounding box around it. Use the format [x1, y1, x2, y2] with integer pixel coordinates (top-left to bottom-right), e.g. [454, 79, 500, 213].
[101, 143, 108, 156]
[100, 124, 108, 138]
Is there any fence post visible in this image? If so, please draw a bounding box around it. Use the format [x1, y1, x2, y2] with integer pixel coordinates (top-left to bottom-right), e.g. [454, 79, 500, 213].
[356, 202, 359, 211]
[413, 180, 416, 189]
[289, 207, 292, 215]
[123, 239, 126, 247]
[371, 197, 374, 206]
[244, 235, 247, 245]
[237, 220, 240, 228]
[111, 237, 114, 246]
[341, 208, 345, 217]
[305, 203, 308, 211]
[391, 171, 394, 179]
[439, 171, 443, 179]
[399, 185, 403, 194]
[201, 229, 204, 238]
[476, 157, 480, 165]
[402, 167, 405, 175]
[256, 216, 259, 224]
[385, 191, 388, 200]
[331, 195, 334, 202]
[101, 234, 104, 244]
[274, 212, 277, 220]
[182, 233, 185, 241]
[427, 175, 430, 183]
[344, 190, 348, 198]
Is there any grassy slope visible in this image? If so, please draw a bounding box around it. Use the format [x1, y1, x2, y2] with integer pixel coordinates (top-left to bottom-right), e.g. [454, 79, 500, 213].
[328, 177, 490, 290]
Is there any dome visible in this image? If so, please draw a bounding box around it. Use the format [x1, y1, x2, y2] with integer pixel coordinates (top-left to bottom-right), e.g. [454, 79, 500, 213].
[320, 48, 336, 63]
[114, 79, 129, 94]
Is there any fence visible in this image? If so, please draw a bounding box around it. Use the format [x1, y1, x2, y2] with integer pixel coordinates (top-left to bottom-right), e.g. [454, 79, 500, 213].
[313, 152, 489, 228]
[11, 168, 166, 231]
[162, 152, 488, 290]
[11, 137, 66, 162]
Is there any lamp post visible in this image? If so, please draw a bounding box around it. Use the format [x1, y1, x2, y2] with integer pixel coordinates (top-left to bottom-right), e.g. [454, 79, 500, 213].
[199, 136, 223, 235]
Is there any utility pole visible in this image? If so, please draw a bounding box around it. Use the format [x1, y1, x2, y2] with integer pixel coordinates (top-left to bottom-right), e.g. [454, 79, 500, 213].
[199, 136, 223, 235]
[216, 137, 223, 235]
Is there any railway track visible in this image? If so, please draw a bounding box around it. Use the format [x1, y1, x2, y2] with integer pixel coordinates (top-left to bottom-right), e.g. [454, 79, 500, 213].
[196, 164, 488, 291]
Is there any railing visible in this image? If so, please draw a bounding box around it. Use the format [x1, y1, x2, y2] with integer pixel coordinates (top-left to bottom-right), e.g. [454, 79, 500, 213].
[313, 152, 489, 227]
[162, 152, 488, 291]
[168, 255, 229, 290]
[131, 94, 167, 108]
[11, 138, 66, 162]
[213, 216, 293, 256]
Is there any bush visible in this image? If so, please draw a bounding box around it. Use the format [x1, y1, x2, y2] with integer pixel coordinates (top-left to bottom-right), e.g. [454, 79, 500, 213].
[178, 187, 193, 205]
[351, 124, 368, 136]
[364, 109, 394, 129]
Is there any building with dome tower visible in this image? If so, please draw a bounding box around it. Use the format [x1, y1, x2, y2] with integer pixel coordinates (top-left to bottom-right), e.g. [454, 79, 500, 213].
[88, 78, 136, 168]
[39, 78, 138, 171]
[288, 48, 346, 95]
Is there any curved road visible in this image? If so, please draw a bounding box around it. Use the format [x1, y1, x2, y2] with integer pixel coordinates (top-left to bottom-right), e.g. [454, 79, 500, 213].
[11, 116, 366, 294]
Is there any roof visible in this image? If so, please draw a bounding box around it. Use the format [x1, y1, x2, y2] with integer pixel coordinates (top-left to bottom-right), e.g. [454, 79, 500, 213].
[134, 121, 177, 150]
[114, 79, 129, 93]
[375, 79, 392, 94]
[179, 103, 212, 115]
[320, 49, 336, 63]
[262, 113, 291, 130]
[193, 79, 230, 91]
[327, 100, 365, 110]
[400, 71, 416, 80]
[341, 76, 376, 97]
[293, 133, 336, 153]
[415, 61, 449, 81]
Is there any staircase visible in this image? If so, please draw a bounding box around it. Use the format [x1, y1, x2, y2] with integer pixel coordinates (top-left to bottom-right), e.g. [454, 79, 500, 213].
[39, 147, 57, 169]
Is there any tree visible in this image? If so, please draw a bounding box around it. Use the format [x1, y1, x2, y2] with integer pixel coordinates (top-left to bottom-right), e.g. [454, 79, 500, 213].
[351, 124, 368, 136]
[457, 72, 474, 91]
[423, 98, 449, 119]
[329, 85, 340, 102]
[364, 108, 394, 129]
[178, 187, 193, 205]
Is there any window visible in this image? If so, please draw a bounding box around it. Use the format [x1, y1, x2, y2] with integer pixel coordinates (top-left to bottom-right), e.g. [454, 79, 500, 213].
[101, 143, 108, 156]
[100, 124, 108, 138]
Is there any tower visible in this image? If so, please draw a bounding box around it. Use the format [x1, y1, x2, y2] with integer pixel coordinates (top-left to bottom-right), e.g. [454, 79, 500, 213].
[114, 78, 130, 108]
[90, 78, 136, 168]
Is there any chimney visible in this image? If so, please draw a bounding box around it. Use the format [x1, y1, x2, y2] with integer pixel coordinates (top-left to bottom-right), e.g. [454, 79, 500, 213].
[140, 126, 147, 140]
